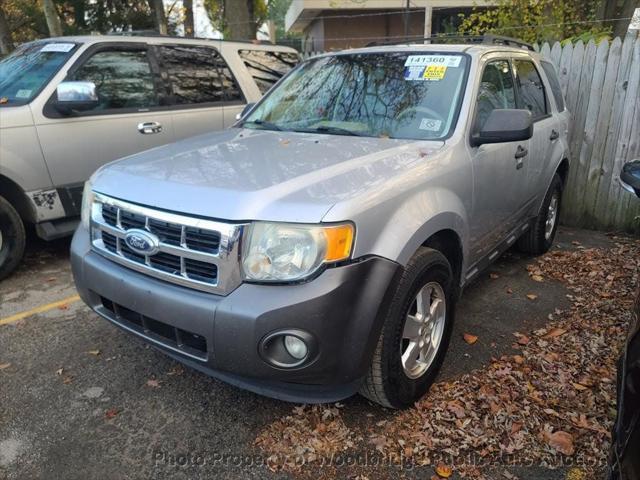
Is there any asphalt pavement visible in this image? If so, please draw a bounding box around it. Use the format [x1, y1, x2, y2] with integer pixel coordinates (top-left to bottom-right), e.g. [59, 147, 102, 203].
[0, 227, 612, 479]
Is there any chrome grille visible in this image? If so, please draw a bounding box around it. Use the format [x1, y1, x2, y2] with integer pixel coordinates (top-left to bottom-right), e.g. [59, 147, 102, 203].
[90, 193, 246, 295]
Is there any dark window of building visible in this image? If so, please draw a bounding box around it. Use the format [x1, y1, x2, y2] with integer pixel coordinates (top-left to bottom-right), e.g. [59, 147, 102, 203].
[238, 49, 299, 94]
[158, 45, 243, 105]
[513, 59, 548, 119]
[71, 49, 158, 110]
[475, 60, 516, 131]
[540, 60, 565, 112]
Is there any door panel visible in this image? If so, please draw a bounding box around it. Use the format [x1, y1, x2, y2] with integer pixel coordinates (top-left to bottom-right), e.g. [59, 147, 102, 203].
[469, 59, 530, 261]
[35, 45, 174, 186]
[157, 45, 244, 141]
[513, 59, 554, 210]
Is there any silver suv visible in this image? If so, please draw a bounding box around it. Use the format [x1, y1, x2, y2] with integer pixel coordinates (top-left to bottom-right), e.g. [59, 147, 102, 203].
[0, 35, 299, 279]
[71, 37, 570, 408]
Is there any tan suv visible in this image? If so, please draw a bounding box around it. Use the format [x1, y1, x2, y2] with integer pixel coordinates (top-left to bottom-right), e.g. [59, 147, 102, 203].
[0, 34, 299, 279]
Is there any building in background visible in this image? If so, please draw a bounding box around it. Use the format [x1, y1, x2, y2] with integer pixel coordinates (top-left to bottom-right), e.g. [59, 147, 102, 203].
[285, 0, 494, 52]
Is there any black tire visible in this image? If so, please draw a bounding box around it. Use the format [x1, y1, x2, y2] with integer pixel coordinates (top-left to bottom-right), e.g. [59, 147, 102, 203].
[360, 247, 455, 409]
[517, 173, 563, 255]
[0, 195, 26, 281]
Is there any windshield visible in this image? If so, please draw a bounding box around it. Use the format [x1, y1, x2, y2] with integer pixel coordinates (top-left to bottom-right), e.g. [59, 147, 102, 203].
[243, 52, 468, 140]
[0, 41, 78, 106]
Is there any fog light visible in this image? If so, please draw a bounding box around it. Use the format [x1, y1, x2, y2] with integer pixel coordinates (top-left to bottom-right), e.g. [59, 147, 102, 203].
[283, 335, 308, 360]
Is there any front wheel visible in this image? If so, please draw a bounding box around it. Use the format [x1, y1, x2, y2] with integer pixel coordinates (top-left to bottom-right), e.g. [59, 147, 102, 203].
[517, 173, 563, 255]
[0, 195, 26, 281]
[360, 248, 455, 409]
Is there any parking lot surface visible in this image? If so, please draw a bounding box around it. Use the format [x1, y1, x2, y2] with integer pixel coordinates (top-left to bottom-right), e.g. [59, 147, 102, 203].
[0, 227, 613, 479]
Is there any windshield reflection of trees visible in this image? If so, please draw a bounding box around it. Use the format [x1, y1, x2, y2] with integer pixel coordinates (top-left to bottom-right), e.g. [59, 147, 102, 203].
[261, 54, 463, 140]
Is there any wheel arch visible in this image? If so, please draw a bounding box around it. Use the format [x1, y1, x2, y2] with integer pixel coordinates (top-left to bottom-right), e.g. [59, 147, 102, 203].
[556, 157, 570, 187]
[0, 174, 35, 224]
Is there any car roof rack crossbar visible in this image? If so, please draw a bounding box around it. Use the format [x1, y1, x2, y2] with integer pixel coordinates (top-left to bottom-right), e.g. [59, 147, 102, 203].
[106, 30, 276, 45]
[366, 34, 534, 51]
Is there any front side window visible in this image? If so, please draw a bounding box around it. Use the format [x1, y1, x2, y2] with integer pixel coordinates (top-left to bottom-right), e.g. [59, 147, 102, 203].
[540, 60, 565, 112]
[159, 45, 243, 105]
[243, 52, 469, 140]
[475, 59, 516, 131]
[238, 49, 300, 94]
[513, 59, 547, 119]
[0, 41, 78, 106]
[70, 49, 158, 111]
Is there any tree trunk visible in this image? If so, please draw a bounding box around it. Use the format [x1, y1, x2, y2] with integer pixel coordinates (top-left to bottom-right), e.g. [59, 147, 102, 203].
[42, 0, 63, 37]
[0, 4, 14, 55]
[613, 0, 638, 38]
[149, 0, 168, 35]
[183, 0, 194, 37]
[224, 0, 256, 41]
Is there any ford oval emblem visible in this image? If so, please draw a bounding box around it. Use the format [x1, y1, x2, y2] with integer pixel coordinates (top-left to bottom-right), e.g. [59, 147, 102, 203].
[123, 229, 160, 256]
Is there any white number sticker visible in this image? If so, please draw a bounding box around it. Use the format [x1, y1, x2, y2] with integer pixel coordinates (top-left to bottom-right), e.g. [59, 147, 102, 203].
[404, 55, 462, 68]
[40, 43, 75, 53]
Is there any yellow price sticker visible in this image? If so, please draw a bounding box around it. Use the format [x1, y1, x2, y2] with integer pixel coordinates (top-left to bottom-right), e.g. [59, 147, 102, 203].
[423, 65, 447, 81]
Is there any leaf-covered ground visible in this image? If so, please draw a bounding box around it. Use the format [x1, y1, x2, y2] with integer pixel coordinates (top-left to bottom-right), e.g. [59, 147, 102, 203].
[255, 236, 640, 479]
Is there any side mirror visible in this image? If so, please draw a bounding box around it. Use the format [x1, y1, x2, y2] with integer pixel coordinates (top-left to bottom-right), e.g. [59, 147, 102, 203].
[54, 81, 99, 114]
[620, 160, 640, 199]
[471, 109, 533, 146]
[235, 102, 256, 121]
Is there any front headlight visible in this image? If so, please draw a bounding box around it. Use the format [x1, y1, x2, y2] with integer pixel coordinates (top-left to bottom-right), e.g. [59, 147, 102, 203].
[80, 177, 94, 229]
[242, 222, 354, 282]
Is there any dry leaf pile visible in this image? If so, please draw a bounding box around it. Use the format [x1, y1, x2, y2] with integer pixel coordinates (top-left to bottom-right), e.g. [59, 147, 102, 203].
[255, 237, 639, 477]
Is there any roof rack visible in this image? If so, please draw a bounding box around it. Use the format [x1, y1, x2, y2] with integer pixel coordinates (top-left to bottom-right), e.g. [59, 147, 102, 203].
[366, 34, 535, 51]
[106, 31, 273, 45]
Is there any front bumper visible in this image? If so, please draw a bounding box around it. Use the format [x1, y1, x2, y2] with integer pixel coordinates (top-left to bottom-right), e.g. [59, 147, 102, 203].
[71, 226, 400, 403]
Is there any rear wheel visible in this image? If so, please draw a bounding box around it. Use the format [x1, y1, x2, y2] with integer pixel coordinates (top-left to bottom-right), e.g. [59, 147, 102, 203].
[517, 173, 563, 255]
[0, 195, 26, 281]
[360, 248, 455, 409]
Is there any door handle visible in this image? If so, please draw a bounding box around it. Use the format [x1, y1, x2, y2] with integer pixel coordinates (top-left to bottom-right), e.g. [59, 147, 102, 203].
[137, 121, 162, 135]
[515, 145, 528, 158]
[549, 129, 559, 141]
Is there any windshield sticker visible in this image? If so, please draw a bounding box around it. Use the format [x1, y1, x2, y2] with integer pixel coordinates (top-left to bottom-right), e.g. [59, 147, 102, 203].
[40, 43, 75, 53]
[15, 89, 32, 99]
[419, 118, 443, 132]
[423, 65, 447, 81]
[404, 55, 462, 68]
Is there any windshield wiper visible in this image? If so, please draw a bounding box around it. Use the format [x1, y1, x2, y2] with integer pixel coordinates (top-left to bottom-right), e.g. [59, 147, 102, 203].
[296, 125, 369, 137]
[241, 119, 285, 131]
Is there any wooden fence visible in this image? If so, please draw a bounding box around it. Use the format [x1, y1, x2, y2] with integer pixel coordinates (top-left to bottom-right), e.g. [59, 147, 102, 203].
[301, 33, 640, 232]
[535, 32, 640, 233]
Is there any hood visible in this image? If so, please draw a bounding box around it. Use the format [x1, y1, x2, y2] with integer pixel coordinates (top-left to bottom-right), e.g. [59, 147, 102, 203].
[93, 128, 444, 223]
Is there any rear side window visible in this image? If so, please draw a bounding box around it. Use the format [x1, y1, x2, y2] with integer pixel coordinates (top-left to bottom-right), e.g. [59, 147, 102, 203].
[70, 49, 159, 110]
[475, 59, 516, 131]
[513, 59, 548, 120]
[158, 45, 243, 106]
[238, 49, 299, 94]
[540, 60, 565, 112]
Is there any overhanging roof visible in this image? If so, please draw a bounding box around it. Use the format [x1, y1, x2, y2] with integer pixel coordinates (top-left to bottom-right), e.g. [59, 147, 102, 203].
[285, 0, 491, 32]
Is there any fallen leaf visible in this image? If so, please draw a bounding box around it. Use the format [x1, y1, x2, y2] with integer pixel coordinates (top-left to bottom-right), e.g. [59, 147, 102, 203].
[513, 355, 525, 365]
[56, 368, 64, 375]
[105, 408, 119, 419]
[146, 379, 161, 388]
[63, 375, 73, 385]
[0, 363, 11, 370]
[531, 274, 544, 282]
[463, 333, 478, 345]
[86, 349, 101, 356]
[57, 303, 70, 310]
[516, 335, 530, 345]
[572, 382, 589, 391]
[280, 139, 290, 146]
[526, 293, 538, 300]
[506, 287, 513, 294]
[490, 273, 500, 279]
[544, 328, 567, 339]
[167, 365, 184, 376]
[435, 464, 453, 478]
[545, 430, 575, 455]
